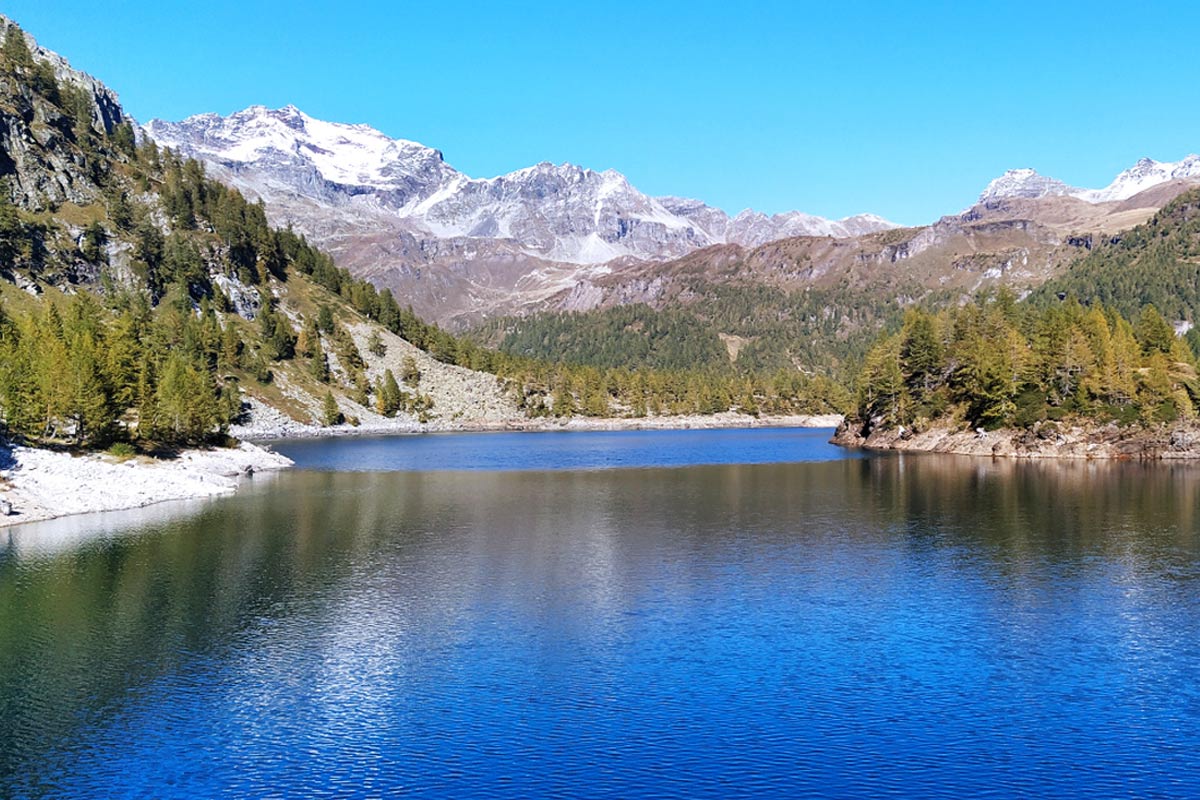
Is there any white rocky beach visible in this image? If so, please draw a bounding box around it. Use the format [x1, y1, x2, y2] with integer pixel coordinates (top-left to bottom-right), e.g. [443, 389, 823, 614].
[0, 441, 294, 526]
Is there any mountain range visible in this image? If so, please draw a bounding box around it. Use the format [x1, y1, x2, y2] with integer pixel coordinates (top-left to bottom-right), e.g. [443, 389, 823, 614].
[144, 105, 1200, 329]
[145, 105, 896, 263]
[143, 106, 903, 323]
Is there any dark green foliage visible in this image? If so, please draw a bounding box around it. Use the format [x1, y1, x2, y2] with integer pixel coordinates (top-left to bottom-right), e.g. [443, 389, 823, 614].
[1031, 189, 1200, 323]
[29, 60, 58, 103]
[316, 305, 334, 333]
[81, 221, 107, 263]
[309, 336, 330, 383]
[478, 276, 934, 380]
[111, 121, 137, 157]
[320, 391, 343, 426]
[257, 303, 296, 362]
[0, 199, 26, 268]
[494, 304, 728, 371]
[328, 324, 364, 373]
[2, 25, 34, 70]
[57, 82, 95, 142]
[108, 192, 134, 231]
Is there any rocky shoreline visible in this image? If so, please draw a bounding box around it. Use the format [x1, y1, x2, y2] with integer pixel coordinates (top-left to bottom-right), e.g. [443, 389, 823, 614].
[832, 418, 1200, 460]
[0, 441, 294, 527]
[232, 405, 844, 441]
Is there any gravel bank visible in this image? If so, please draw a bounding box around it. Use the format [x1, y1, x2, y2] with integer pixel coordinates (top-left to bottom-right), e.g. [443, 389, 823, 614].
[0, 441, 293, 527]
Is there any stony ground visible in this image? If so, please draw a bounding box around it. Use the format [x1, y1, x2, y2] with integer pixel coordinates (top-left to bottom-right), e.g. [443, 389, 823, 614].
[0, 441, 293, 526]
[833, 418, 1200, 460]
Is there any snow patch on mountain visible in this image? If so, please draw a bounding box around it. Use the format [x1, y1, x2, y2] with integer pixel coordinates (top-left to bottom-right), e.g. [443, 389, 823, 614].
[145, 106, 458, 212]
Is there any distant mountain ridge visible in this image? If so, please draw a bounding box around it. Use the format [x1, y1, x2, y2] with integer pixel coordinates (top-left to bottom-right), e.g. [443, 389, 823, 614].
[979, 155, 1200, 204]
[145, 105, 898, 266]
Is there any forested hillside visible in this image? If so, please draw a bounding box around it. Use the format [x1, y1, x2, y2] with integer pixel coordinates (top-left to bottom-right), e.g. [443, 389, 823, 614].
[477, 278, 942, 380]
[1030, 188, 1200, 335]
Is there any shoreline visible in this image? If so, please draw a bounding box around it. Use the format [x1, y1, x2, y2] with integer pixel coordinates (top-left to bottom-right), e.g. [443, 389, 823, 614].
[2, 414, 841, 529]
[233, 411, 847, 442]
[832, 418, 1200, 460]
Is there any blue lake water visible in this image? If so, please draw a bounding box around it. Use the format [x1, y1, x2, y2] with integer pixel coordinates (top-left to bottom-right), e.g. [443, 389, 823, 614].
[3, 428, 1200, 798]
[270, 425, 854, 471]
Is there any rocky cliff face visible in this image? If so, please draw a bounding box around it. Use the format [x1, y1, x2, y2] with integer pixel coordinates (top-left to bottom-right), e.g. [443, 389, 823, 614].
[0, 16, 131, 211]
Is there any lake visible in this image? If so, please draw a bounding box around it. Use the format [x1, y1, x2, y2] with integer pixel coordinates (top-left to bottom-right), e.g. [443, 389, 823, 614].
[3, 428, 1200, 798]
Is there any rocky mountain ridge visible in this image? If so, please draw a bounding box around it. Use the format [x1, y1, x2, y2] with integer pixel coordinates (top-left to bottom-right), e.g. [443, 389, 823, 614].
[145, 105, 898, 267]
[979, 155, 1200, 204]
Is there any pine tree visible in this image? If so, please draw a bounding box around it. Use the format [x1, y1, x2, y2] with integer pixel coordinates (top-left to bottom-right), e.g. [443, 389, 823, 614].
[900, 309, 942, 395]
[552, 380, 575, 418]
[857, 333, 905, 427]
[111, 121, 137, 157]
[2, 25, 34, 70]
[65, 337, 113, 445]
[153, 352, 222, 443]
[401, 355, 421, 387]
[108, 192, 133, 231]
[376, 369, 403, 417]
[320, 391, 343, 426]
[316, 305, 335, 334]
[296, 317, 319, 359]
[1135, 305, 1176, 355]
[81, 221, 108, 263]
[309, 337, 330, 383]
[219, 323, 242, 371]
[367, 330, 386, 358]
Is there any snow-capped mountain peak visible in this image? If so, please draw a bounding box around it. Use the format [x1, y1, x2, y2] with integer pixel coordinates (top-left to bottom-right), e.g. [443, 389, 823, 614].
[978, 168, 1076, 203]
[146, 105, 898, 265]
[145, 106, 456, 206]
[1077, 154, 1200, 202]
[978, 156, 1200, 206]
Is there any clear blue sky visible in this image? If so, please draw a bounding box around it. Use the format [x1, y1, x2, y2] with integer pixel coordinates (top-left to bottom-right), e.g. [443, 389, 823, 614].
[5, 1, 1199, 225]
